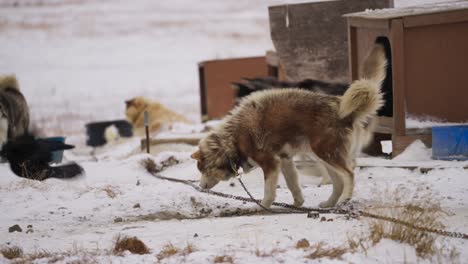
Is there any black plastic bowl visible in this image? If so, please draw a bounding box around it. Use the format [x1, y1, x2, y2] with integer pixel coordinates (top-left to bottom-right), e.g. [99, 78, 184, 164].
[85, 120, 133, 147]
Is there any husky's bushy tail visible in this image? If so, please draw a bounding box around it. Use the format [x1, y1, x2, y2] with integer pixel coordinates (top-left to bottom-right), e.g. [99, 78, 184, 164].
[339, 44, 386, 124]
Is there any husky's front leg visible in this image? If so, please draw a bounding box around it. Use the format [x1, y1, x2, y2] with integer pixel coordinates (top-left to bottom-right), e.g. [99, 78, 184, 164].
[318, 162, 344, 208]
[259, 156, 281, 208]
[281, 158, 304, 207]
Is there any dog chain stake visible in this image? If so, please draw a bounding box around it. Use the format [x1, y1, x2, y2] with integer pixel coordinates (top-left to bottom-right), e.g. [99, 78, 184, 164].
[144, 111, 150, 154]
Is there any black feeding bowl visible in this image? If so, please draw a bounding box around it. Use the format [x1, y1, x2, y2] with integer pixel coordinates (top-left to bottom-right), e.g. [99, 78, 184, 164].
[85, 119, 133, 147]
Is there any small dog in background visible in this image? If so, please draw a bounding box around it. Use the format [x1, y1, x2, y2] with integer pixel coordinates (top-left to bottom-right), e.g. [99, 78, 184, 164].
[125, 96, 189, 135]
[0, 75, 30, 148]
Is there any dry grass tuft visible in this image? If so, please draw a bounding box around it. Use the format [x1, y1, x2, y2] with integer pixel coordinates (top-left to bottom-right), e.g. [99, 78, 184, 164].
[101, 185, 122, 199]
[156, 242, 197, 261]
[255, 241, 350, 260]
[0, 246, 23, 259]
[8, 250, 63, 264]
[113, 235, 150, 255]
[295, 238, 310, 249]
[182, 243, 197, 255]
[305, 242, 349, 260]
[156, 243, 179, 260]
[347, 236, 369, 255]
[367, 202, 447, 258]
[213, 255, 234, 263]
[255, 248, 286, 258]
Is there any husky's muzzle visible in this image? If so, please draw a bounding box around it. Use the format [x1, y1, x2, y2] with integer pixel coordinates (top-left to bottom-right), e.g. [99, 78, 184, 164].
[199, 174, 220, 189]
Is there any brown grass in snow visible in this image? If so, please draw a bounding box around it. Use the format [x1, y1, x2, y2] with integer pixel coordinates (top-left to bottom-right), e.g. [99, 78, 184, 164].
[0, 246, 23, 259]
[156, 242, 197, 261]
[113, 235, 150, 255]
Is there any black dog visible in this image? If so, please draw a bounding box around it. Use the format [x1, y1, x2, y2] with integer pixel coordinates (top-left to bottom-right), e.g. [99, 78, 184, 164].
[232, 39, 393, 118]
[0, 135, 84, 180]
[232, 77, 349, 100]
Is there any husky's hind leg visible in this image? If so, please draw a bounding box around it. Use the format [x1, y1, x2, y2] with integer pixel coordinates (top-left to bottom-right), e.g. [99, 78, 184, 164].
[281, 157, 304, 207]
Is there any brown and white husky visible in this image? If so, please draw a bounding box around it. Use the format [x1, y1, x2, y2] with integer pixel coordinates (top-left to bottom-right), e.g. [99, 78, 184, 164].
[191, 44, 386, 208]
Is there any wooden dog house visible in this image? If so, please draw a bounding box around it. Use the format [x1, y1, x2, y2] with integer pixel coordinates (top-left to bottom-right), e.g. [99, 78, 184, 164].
[345, 2, 468, 156]
[198, 56, 270, 121]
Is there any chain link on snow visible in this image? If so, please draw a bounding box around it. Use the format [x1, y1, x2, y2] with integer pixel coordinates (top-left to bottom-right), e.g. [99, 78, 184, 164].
[144, 162, 468, 240]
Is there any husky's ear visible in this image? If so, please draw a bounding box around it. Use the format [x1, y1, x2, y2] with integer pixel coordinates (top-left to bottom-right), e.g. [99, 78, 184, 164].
[125, 98, 134, 109]
[191, 150, 202, 161]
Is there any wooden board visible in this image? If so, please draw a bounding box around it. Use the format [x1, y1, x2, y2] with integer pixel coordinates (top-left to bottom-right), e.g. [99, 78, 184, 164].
[140, 134, 206, 151]
[269, 0, 392, 83]
[199, 57, 268, 121]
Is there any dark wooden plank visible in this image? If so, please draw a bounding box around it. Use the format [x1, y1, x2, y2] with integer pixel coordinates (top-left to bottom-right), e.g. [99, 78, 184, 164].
[347, 25, 358, 81]
[141, 137, 201, 151]
[198, 64, 208, 121]
[390, 19, 406, 136]
[269, 0, 392, 83]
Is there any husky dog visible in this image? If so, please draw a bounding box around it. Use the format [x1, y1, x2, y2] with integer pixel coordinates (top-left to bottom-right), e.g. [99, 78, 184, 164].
[125, 96, 189, 135]
[232, 75, 361, 185]
[0, 75, 30, 147]
[0, 134, 84, 180]
[191, 44, 386, 208]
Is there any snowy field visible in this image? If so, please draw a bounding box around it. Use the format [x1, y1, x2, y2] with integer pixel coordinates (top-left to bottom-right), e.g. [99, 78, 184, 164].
[1, 0, 467, 263]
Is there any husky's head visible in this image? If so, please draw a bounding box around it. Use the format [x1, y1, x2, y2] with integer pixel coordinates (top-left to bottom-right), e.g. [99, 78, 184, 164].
[191, 133, 237, 189]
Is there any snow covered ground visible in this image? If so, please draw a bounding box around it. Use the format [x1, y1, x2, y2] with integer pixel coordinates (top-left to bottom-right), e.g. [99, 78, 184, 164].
[1, 134, 467, 263]
[1, 0, 467, 263]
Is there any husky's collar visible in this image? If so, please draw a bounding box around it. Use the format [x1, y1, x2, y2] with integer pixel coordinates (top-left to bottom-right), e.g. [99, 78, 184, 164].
[229, 156, 256, 175]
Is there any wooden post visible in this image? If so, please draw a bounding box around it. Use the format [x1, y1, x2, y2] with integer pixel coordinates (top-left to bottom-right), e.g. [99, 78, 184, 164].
[144, 111, 150, 154]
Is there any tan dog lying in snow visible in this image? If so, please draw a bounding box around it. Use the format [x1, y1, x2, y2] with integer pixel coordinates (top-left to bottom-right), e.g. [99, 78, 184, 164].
[125, 96, 189, 135]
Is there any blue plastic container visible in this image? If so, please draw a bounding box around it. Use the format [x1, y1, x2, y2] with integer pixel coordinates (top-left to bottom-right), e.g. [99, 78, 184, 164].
[432, 125, 468, 161]
[43, 136, 66, 163]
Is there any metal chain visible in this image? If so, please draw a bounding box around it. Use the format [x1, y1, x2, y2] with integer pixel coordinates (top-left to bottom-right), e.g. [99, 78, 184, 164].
[147, 170, 468, 240]
[236, 177, 468, 239]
